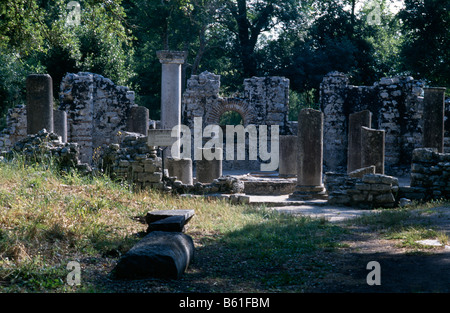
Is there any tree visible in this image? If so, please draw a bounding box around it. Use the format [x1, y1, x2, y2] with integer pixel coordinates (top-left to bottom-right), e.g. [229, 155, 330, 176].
[219, 0, 310, 79]
[398, 0, 450, 88]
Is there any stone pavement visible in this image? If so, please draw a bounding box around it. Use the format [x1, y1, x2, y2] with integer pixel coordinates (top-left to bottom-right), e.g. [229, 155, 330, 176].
[242, 194, 375, 222]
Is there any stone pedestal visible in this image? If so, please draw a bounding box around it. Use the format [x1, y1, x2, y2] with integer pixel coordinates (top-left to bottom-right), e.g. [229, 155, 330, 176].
[53, 110, 67, 143]
[290, 109, 327, 200]
[196, 148, 222, 183]
[127, 106, 149, 136]
[347, 110, 372, 173]
[279, 135, 297, 177]
[26, 74, 54, 134]
[166, 157, 193, 185]
[361, 126, 385, 174]
[422, 87, 446, 153]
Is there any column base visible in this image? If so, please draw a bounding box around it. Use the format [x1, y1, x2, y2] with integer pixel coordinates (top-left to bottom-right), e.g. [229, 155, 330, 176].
[289, 185, 328, 200]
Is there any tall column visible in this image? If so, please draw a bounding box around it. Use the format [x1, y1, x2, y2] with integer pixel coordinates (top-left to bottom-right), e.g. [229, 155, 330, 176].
[157, 50, 187, 131]
[361, 126, 385, 174]
[422, 87, 446, 153]
[290, 108, 327, 200]
[26, 74, 54, 134]
[347, 110, 372, 173]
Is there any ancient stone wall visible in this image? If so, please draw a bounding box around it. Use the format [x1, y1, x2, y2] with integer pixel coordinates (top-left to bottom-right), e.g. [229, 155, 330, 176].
[0, 105, 27, 151]
[321, 71, 449, 175]
[405, 148, 450, 200]
[182, 71, 290, 131]
[324, 171, 399, 209]
[59, 72, 138, 164]
[182, 71, 290, 171]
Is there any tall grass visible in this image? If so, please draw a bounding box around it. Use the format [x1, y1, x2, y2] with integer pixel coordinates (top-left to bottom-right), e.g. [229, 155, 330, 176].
[0, 156, 349, 292]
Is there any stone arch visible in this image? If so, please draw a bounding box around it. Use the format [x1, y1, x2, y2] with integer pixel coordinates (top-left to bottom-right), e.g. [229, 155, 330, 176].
[205, 98, 257, 126]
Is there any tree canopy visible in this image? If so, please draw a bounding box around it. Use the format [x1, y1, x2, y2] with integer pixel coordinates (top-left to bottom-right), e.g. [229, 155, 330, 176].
[0, 0, 448, 122]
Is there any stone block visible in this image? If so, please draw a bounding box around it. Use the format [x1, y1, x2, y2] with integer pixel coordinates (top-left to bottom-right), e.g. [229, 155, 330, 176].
[347, 110, 372, 173]
[348, 166, 376, 178]
[147, 215, 187, 233]
[27, 74, 54, 134]
[112, 231, 194, 280]
[146, 209, 195, 225]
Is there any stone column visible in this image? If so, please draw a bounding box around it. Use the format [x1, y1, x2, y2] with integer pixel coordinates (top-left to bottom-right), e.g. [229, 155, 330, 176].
[361, 126, 385, 174]
[422, 87, 446, 153]
[26, 74, 54, 134]
[196, 147, 222, 183]
[53, 110, 67, 143]
[157, 50, 187, 132]
[279, 135, 297, 177]
[166, 157, 193, 185]
[290, 108, 327, 200]
[127, 106, 149, 136]
[347, 110, 372, 173]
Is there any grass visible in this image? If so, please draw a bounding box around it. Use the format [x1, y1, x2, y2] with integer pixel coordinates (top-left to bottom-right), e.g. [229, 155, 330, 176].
[0, 156, 349, 292]
[0, 155, 448, 292]
[348, 201, 450, 250]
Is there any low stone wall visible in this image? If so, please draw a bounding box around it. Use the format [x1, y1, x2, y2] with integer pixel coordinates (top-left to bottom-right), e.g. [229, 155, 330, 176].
[325, 171, 399, 209]
[406, 148, 450, 200]
[102, 131, 244, 195]
[2, 128, 82, 170]
[0, 105, 27, 151]
[101, 132, 163, 190]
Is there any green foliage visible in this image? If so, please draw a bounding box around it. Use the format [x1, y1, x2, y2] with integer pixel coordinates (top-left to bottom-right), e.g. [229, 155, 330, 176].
[398, 0, 450, 87]
[0, 0, 448, 122]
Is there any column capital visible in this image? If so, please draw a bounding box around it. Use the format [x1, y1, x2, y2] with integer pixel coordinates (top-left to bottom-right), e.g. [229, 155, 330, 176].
[156, 50, 187, 64]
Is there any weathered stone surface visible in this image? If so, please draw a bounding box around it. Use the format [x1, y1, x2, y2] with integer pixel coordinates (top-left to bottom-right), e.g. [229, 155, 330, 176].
[166, 157, 193, 185]
[196, 148, 222, 183]
[112, 231, 194, 280]
[26, 74, 54, 134]
[59, 72, 136, 164]
[297, 108, 324, 187]
[279, 135, 297, 177]
[325, 172, 398, 208]
[290, 108, 326, 200]
[147, 215, 187, 233]
[182, 72, 290, 171]
[146, 209, 195, 224]
[53, 110, 67, 143]
[408, 148, 450, 200]
[127, 106, 149, 136]
[4, 128, 80, 169]
[157, 51, 187, 158]
[361, 126, 385, 174]
[422, 87, 446, 153]
[348, 165, 376, 178]
[347, 110, 372, 173]
[321, 72, 442, 175]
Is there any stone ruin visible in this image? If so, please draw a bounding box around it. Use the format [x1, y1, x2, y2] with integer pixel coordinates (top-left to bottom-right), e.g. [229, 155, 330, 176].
[321, 71, 450, 175]
[1, 54, 450, 280]
[0, 57, 449, 209]
[182, 71, 290, 171]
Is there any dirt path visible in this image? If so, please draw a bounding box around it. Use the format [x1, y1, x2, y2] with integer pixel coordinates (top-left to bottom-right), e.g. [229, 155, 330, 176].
[306, 206, 450, 293]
